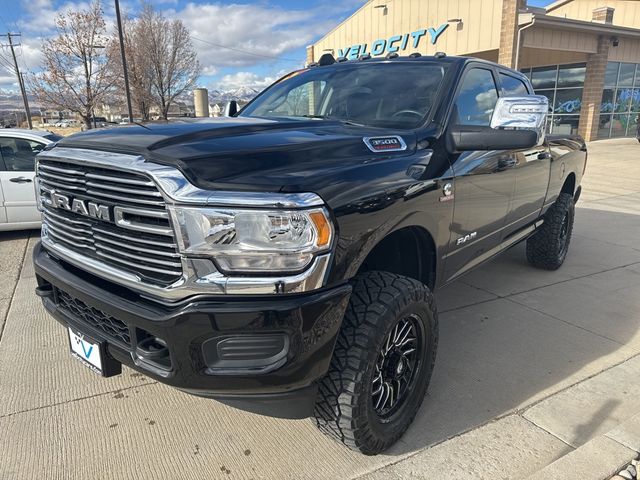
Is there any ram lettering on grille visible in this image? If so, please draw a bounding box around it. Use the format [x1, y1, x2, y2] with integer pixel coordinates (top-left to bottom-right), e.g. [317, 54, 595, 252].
[37, 157, 183, 285]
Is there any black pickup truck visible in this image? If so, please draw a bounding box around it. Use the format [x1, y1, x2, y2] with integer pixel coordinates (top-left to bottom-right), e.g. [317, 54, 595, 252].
[33, 54, 586, 455]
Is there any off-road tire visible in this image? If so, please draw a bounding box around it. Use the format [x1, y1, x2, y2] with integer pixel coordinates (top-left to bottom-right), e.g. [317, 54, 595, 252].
[526, 192, 575, 270]
[313, 271, 438, 455]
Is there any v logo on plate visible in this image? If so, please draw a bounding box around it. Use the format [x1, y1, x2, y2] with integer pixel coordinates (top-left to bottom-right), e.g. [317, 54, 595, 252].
[80, 341, 94, 359]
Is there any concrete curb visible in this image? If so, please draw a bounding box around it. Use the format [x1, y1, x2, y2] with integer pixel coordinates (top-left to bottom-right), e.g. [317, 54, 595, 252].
[526, 415, 640, 480]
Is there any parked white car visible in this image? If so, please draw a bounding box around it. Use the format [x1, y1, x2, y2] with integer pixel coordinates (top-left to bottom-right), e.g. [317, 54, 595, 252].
[0, 129, 62, 231]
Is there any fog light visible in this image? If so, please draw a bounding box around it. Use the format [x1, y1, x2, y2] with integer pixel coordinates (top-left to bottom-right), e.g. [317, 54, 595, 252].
[202, 334, 289, 372]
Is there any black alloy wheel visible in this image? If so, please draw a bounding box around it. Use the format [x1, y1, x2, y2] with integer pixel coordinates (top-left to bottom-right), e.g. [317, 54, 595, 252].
[314, 271, 438, 455]
[371, 314, 422, 418]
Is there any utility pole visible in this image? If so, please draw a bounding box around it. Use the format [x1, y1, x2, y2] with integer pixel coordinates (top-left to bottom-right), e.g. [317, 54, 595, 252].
[114, 0, 133, 123]
[2, 33, 33, 129]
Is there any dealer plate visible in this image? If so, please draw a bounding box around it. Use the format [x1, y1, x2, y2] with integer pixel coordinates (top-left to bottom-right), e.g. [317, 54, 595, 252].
[68, 327, 103, 375]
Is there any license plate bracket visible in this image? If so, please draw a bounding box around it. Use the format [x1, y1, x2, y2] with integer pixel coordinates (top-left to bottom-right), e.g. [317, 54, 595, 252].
[68, 327, 122, 377]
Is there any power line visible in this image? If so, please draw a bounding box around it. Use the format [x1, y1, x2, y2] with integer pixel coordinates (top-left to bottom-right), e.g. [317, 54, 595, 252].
[0, 33, 33, 129]
[190, 36, 301, 63]
[0, 51, 16, 72]
[17, 41, 29, 72]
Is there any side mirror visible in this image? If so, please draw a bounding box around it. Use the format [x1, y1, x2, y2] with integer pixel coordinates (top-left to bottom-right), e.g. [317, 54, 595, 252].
[449, 127, 539, 151]
[490, 95, 548, 140]
[449, 95, 548, 152]
[224, 100, 238, 117]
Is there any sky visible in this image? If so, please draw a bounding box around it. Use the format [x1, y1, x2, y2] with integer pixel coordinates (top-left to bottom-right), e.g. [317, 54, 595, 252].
[0, 0, 551, 94]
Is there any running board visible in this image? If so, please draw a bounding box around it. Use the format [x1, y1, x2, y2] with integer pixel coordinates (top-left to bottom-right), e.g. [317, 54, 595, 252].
[452, 219, 544, 279]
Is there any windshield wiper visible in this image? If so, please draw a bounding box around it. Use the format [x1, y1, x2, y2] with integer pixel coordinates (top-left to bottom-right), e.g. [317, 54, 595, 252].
[299, 114, 329, 119]
[299, 114, 366, 127]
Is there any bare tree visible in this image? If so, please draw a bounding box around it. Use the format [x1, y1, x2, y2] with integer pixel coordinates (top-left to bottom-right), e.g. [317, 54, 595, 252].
[109, 13, 155, 121]
[30, 1, 117, 129]
[138, 4, 201, 119]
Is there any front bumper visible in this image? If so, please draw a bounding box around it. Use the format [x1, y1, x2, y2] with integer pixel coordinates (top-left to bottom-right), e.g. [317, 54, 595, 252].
[34, 241, 351, 419]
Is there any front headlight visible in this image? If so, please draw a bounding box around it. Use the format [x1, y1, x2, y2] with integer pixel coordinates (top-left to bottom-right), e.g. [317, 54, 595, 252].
[169, 206, 333, 273]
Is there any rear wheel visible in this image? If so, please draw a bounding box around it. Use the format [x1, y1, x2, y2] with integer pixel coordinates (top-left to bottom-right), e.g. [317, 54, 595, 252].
[526, 192, 575, 270]
[313, 271, 438, 455]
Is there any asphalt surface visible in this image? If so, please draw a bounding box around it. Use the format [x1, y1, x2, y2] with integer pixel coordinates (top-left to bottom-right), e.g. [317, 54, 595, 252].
[0, 138, 639, 479]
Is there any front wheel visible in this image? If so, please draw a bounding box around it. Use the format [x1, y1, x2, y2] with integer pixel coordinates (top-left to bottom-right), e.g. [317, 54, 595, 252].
[526, 192, 575, 270]
[313, 271, 438, 455]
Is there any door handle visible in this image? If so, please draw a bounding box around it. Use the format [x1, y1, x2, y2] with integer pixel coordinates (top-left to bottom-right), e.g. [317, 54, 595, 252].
[537, 152, 552, 160]
[9, 176, 32, 183]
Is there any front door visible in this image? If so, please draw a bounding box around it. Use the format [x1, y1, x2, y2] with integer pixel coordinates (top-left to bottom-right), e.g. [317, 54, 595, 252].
[443, 66, 517, 283]
[0, 136, 43, 224]
[497, 72, 551, 235]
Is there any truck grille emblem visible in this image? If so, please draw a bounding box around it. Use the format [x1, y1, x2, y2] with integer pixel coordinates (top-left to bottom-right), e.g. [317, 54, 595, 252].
[49, 191, 111, 221]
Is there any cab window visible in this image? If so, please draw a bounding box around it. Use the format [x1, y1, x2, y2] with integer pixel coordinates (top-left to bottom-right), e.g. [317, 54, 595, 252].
[0, 137, 45, 171]
[453, 68, 499, 126]
[500, 73, 529, 96]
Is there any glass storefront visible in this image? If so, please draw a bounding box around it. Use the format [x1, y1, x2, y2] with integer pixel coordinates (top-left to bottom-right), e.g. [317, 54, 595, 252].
[522, 61, 640, 139]
[598, 62, 640, 139]
[523, 63, 586, 135]
[521, 63, 586, 136]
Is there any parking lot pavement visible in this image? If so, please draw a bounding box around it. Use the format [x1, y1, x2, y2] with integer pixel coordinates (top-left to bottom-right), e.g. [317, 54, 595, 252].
[0, 138, 639, 479]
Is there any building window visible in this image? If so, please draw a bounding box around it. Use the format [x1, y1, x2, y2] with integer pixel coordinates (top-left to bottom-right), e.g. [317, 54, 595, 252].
[530, 66, 558, 90]
[557, 64, 586, 88]
[521, 63, 586, 136]
[598, 62, 640, 138]
[554, 88, 583, 114]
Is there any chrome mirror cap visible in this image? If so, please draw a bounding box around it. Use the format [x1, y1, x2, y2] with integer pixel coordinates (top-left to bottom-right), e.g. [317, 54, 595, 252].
[491, 95, 549, 141]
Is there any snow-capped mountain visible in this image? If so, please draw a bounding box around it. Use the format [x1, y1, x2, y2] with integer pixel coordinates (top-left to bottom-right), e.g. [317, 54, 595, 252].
[206, 86, 260, 105]
[0, 89, 25, 108]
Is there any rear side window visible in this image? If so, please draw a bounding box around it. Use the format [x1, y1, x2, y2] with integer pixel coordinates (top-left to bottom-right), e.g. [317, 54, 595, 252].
[500, 73, 529, 96]
[454, 68, 499, 126]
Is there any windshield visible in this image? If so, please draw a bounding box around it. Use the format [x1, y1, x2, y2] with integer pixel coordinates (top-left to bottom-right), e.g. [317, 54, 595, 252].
[240, 62, 446, 129]
[44, 133, 63, 142]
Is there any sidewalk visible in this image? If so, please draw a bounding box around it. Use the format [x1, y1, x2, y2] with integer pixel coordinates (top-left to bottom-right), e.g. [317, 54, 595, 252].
[362, 355, 640, 479]
[0, 230, 31, 340]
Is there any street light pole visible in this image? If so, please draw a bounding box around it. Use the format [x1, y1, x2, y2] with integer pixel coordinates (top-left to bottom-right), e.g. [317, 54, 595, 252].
[115, 0, 134, 123]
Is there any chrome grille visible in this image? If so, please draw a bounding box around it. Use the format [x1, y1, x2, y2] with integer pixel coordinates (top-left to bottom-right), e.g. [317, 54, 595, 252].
[38, 156, 183, 285]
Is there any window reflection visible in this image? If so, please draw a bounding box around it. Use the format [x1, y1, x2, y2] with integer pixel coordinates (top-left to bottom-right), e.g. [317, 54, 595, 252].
[554, 88, 583, 114]
[551, 115, 580, 135]
[610, 114, 630, 137]
[557, 64, 586, 88]
[605, 62, 620, 87]
[601, 89, 615, 113]
[618, 64, 635, 87]
[520, 61, 640, 139]
[600, 62, 640, 138]
[531, 66, 558, 90]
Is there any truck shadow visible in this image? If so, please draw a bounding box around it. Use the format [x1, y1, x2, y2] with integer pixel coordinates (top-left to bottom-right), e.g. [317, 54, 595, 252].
[390, 206, 640, 455]
[0, 229, 33, 242]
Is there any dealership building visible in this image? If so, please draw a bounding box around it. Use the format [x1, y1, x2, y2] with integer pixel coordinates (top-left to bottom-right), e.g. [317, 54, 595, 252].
[307, 0, 640, 141]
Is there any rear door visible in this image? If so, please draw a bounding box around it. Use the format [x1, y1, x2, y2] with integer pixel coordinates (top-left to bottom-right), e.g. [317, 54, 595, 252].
[0, 157, 6, 225]
[498, 72, 552, 235]
[0, 136, 43, 224]
[443, 65, 518, 282]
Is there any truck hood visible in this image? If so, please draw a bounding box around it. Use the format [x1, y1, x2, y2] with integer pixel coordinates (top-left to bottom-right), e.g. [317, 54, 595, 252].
[56, 117, 418, 192]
